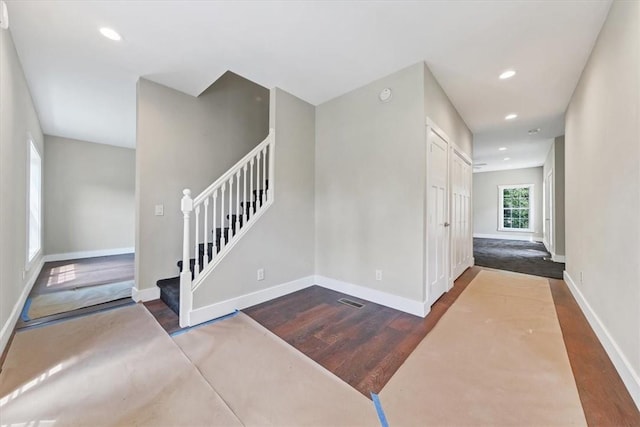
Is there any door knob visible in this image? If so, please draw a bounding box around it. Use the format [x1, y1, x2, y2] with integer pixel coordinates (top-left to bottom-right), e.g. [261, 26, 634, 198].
[444, 222, 450, 227]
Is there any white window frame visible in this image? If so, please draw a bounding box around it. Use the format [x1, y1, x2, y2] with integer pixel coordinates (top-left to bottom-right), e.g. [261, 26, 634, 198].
[26, 135, 42, 266]
[498, 184, 534, 233]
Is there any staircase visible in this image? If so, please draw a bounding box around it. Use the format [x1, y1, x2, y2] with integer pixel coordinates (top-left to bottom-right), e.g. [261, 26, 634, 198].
[156, 130, 275, 326]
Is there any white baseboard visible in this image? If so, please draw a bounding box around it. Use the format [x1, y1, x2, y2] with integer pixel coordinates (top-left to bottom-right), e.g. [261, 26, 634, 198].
[314, 275, 429, 318]
[564, 271, 640, 409]
[551, 253, 566, 263]
[132, 286, 160, 302]
[0, 257, 44, 357]
[43, 247, 134, 263]
[474, 233, 543, 242]
[189, 276, 315, 326]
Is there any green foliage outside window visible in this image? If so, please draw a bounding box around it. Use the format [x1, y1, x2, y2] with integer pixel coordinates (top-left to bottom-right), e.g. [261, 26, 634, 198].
[502, 187, 530, 230]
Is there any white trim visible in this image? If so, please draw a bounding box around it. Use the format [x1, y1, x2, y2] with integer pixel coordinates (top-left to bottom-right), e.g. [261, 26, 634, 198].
[0, 257, 44, 356]
[43, 247, 134, 263]
[497, 183, 534, 232]
[473, 233, 543, 242]
[551, 253, 566, 263]
[314, 275, 430, 318]
[25, 134, 42, 270]
[425, 117, 451, 308]
[563, 271, 640, 409]
[132, 286, 160, 302]
[188, 276, 314, 326]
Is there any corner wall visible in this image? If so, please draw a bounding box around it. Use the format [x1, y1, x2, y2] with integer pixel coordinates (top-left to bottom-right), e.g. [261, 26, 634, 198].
[542, 135, 566, 257]
[315, 63, 426, 302]
[315, 62, 472, 306]
[565, 0, 640, 406]
[44, 135, 135, 257]
[136, 72, 269, 292]
[0, 28, 44, 353]
[192, 88, 315, 311]
[424, 65, 473, 156]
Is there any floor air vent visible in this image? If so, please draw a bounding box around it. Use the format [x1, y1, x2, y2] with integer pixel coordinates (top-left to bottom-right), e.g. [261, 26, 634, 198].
[338, 298, 365, 309]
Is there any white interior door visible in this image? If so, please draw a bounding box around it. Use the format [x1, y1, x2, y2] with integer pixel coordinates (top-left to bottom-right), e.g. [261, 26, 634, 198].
[427, 127, 449, 305]
[450, 149, 472, 281]
[544, 171, 554, 253]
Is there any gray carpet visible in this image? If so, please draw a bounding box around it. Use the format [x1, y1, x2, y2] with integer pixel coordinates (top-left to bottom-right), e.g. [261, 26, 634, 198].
[473, 238, 565, 279]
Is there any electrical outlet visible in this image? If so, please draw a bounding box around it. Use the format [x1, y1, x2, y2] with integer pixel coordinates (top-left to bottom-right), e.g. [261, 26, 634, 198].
[375, 270, 382, 281]
[257, 268, 265, 281]
[154, 204, 164, 216]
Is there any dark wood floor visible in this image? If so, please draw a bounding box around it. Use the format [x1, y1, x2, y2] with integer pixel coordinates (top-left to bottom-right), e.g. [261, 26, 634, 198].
[15, 254, 136, 330]
[32, 253, 134, 295]
[143, 299, 182, 335]
[244, 267, 481, 396]
[549, 278, 640, 426]
[144, 267, 640, 425]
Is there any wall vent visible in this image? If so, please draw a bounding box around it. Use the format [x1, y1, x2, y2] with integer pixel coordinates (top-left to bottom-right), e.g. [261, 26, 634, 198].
[338, 298, 364, 309]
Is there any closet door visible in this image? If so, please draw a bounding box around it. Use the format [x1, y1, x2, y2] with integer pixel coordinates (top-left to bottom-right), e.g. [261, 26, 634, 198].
[450, 148, 472, 281]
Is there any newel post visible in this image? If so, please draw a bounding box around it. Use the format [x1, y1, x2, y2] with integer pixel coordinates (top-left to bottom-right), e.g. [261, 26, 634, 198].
[179, 189, 193, 328]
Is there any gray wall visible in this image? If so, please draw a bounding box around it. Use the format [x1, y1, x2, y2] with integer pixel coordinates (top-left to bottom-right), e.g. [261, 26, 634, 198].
[136, 72, 269, 291]
[194, 88, 315, 307]
[565, 0, 640, 385]
[424, 65, 473, 156]
[315, 62, 472, 302]
[473, 167, 544, 240]
[44, 136, 135, 255]
[0, 28, 44, 352]
[543, 135, 565, 256]
[315, 63, 425, 301]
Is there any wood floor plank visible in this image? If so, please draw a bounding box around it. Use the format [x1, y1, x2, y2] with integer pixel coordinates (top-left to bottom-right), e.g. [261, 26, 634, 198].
[549, 278, 640, 426]
[143, 299, 182, 335]
[245, 267, 481, 396]
[145, 265, 639, 425]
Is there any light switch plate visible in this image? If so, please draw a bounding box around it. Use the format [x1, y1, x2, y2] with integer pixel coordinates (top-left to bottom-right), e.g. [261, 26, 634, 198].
[154, 204, 164, 216]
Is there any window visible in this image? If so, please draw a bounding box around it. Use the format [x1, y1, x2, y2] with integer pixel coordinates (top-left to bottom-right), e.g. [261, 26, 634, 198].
[28, 138, 42, 263]
[498, 184, 533, 232]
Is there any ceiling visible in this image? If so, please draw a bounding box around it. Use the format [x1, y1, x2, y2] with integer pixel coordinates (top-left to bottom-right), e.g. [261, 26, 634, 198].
[6, 0, 611, 169]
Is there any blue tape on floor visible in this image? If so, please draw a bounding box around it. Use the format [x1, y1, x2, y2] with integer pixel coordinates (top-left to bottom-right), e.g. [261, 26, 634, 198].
[371, 392, 389, 427]
[170, 309, 239, 337]
[20, 298, 32, 322]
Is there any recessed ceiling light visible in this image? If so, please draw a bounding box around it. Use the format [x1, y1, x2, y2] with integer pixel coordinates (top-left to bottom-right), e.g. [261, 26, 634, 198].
[503, 157, 511, 161]
[499, 70, 516, 80]
[528, 128, 541, 135]
[498, 147, 507, 151]
[99, 27, 122, 41]
[505, 113, 518, 120]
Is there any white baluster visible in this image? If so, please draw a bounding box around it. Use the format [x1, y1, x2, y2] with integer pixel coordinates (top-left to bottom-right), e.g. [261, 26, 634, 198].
[243, 164, 248, 223]
[212, 189, 218, 257]
[262, 146, 267, 203]
[180, 189, 193, 328]
[228, 175, 234, 238]
[256, 151, 261, 209]
[249, 158, 255, 216]
[220, 184, 226, 248]
[203, 198, 209, 268]
[268, 133, 275, 201]
[194, 204, 200, 278]
[235, 170, 241, 233]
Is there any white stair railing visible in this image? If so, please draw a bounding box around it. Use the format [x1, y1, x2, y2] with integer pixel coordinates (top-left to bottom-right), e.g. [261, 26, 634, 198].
[179, 129, 275, 327]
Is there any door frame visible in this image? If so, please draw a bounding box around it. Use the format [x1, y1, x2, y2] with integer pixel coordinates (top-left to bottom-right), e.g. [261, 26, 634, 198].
[425, 118, 451, 306]
[449, 144, 473, 284]
[544, 170, 554, 253]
